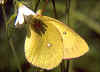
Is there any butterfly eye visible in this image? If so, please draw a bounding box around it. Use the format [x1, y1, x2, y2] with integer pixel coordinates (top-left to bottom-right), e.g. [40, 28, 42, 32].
[63, 32, 67, 35]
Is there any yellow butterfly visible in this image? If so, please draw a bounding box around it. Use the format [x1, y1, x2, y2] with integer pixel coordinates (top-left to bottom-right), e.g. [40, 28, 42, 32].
[24, 14, 89, 69]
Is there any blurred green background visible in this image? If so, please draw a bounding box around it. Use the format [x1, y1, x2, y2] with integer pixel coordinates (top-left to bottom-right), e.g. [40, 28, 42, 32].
[0, 0, 100, 72]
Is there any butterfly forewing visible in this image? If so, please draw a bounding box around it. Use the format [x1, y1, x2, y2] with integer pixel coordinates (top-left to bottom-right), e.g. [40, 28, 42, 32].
[25, 17, 63, 69]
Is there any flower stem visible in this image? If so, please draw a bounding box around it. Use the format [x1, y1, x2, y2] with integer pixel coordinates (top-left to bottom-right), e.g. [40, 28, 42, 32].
[1, 4, 22, 72]
[60, 60, 66, 72]
[9, 39, 22, 72]
[65, 0, 72, 72]
[65, 0, 71, 25]
[66, 60, 70, 72]
[51, 0, 57, 18]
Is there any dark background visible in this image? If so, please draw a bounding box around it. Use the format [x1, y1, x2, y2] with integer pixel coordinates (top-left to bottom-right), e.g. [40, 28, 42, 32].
[0, 0, 100, 72]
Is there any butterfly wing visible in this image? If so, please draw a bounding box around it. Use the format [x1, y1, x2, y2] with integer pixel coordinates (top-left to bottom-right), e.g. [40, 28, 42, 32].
[25, 17, 63, 69]
[39, 16, 89, 59]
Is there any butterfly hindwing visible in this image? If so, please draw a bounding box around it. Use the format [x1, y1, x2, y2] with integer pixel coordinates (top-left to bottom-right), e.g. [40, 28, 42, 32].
[39, 16, 89, 59]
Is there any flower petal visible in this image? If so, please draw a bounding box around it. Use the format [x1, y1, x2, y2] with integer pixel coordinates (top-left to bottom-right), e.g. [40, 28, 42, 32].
[18, 12, 24, 24]
[14, 3, 36, 27]
[15, 8, 24, 26]
[20, 5, 35, 16]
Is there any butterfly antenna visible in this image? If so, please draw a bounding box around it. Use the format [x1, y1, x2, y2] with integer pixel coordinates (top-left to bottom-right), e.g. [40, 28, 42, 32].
[42, 0, 49, 13]
[34, 0, 41, 12]
[35, 0, 49, 14]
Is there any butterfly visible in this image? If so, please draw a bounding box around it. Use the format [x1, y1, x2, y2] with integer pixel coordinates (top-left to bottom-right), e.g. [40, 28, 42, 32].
[24, 14, 89, 70]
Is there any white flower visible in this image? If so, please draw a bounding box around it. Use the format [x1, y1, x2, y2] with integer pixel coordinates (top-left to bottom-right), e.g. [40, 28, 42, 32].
[15, 3, 36, 27]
